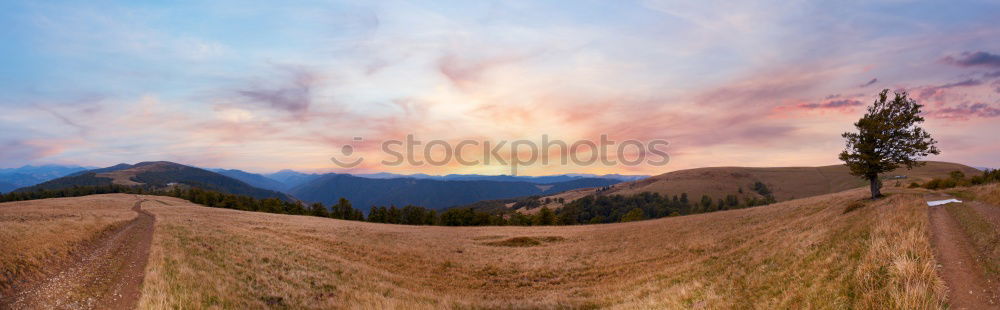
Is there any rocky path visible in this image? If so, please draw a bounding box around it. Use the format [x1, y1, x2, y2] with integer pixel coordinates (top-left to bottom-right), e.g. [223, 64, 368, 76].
[2, 197, 155, 310]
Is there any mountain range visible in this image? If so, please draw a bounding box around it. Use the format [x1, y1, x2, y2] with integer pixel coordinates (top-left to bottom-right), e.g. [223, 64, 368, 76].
[7, 161, 628, 210]
[0, 165, 93, 193]
[346, 172, 647, 183]
[17, 162, 292, 201]
[287, 173, 621, 210]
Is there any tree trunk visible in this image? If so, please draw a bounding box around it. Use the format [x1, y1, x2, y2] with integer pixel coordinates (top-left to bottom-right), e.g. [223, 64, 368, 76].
[868, 176, 882, 199]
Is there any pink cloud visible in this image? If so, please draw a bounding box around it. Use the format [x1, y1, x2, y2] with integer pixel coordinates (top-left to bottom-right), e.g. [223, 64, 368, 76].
[915, 79, 983, 101]
[235, 65, 322, 121]
[437, 53, 530, 90]
[929, 102, 1000, 120]
[0, 139, 73, 163]
[797, 99, 864, 110]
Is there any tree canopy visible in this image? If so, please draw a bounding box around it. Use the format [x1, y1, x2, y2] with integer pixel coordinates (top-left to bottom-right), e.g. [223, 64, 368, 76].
[840, 89, 939, 198]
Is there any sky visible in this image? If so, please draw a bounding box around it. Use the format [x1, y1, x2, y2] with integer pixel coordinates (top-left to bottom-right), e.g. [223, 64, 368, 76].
[1, 0, 999, 176]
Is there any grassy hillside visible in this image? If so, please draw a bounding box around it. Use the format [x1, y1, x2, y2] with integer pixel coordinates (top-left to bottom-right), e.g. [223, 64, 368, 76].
[130, 187, 945, 308]
[526, 161, 979, 210]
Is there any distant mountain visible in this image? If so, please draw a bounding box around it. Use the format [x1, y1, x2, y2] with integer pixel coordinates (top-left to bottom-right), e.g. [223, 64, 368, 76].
[352, 172, 432, 179]
[0, 181, 16, 193]
[265, 170, 321, 190]
[17, 161, 293, 201]
[348, 172, 649, 184]
[0, 164, 93, 189]
[429, 174, 583, 183]
[210, 169, 287, 192]
[289, 174, 620, 210]
[562, 173, 649, 182]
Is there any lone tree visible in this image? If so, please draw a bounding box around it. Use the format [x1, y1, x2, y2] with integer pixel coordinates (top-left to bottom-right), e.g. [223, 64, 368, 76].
[840, 89, 939, 199]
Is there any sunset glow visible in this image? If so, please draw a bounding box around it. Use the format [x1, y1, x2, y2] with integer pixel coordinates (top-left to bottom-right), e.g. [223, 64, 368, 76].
[1, 1, 998, 175]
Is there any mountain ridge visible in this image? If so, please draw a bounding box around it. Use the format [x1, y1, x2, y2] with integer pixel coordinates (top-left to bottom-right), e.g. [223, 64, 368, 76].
[16, 161, 293, 201]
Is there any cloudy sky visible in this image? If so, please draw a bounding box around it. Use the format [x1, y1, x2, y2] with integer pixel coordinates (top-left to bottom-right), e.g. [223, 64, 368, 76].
[1, 0, 998, 175]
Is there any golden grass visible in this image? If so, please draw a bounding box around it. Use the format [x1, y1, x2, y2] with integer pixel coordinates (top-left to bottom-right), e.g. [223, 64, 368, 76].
[136, 188, 946, 309]
[0, 194, 137, 292]
[961, 183, 1000, 206]
[614, 161, 978, 201]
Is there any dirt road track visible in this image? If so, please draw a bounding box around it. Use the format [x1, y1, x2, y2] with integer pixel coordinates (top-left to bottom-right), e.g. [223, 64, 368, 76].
[927, 195, 1000, 309]
[1, 197, 155, 310]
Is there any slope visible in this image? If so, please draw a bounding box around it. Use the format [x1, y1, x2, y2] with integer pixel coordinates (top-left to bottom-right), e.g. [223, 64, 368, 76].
[542, 161, 979, 207]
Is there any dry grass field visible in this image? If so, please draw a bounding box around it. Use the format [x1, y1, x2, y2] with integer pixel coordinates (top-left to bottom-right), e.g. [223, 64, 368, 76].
[135, 187, 946, 309]
[957, 183, 1000, 206]
[0, 195, 137, 293]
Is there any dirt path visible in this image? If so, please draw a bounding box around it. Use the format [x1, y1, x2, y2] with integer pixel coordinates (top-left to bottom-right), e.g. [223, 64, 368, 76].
[927, 195, 1000, 309]
[2, 197, 155, 310]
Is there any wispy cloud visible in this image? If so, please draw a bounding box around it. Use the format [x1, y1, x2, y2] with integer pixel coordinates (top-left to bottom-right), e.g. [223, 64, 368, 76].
[859, 78, 878, 87]
[916, 79, 983, 100]
[931, 102, 1000, 120]
[2, 0, 999, 171]
[942, 51, 1000, 68]
[798, 99, 864, 110]
[235, 66, 321, 121]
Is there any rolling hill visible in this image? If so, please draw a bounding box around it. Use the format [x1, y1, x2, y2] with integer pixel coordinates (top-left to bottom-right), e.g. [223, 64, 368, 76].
[16, 161, 292, 201]
[289, 174, 621, 209]
[513, 161, 979, 212]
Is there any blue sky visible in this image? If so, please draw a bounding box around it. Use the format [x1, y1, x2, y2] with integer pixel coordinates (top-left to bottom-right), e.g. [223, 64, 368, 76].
[1, 0, 999, 174]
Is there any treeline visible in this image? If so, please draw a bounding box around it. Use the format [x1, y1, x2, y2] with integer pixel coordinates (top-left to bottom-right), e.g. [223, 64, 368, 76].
[554, 190, 775, 225]
[1, 182, 779, 226]
[1, 184, 150, 202]
[0, 184, 358, 219]
[912, 169, 1000, 190]
[0, 184, 508, 226]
